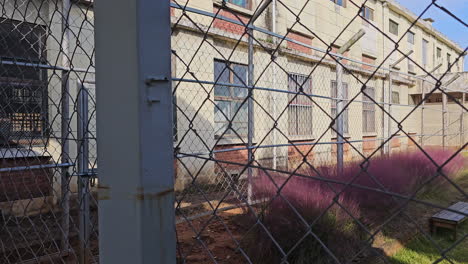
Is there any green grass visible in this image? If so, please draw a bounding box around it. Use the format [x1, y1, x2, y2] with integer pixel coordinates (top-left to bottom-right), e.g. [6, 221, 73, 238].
[390, 223, 468, 264]
[389, 172, 468, 264]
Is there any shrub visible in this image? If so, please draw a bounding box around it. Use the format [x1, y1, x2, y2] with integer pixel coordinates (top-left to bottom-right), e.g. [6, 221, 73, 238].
[242, 149, 466, 263]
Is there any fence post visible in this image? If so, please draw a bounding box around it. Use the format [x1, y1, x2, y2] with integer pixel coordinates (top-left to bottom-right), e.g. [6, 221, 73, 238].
[442, 88, 448, 149]
[271, 0, 277, 170]
[387, 71, 393, 154]
[247, 29, 254, 204]
[95, 0, 176, 263]
[461, 92, 465, 148]
[60, 0, 71, 253]
[336, 62, 344, 175]
[421, 80, 425, 147]
[77, 84, 90, 264]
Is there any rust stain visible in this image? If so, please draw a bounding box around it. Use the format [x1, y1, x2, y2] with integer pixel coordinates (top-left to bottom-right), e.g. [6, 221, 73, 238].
[134, 188, 174, 200]
[97, 184, 110, 189]
[97, 184, 111, 200]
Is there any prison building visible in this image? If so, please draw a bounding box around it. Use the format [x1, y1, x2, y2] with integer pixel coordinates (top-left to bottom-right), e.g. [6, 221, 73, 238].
[0, 0, 466, 196]
[170, 0, 466, 189]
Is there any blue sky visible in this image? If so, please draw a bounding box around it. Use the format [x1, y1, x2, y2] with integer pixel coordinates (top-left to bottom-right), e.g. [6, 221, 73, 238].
[396, 0, 468, 70]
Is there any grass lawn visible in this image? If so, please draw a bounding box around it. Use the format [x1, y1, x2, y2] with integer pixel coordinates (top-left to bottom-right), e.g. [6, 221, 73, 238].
[389, 170, 468, 264]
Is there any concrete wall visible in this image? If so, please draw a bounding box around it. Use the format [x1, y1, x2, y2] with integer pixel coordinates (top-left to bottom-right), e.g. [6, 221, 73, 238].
[0, 0, 95, 213]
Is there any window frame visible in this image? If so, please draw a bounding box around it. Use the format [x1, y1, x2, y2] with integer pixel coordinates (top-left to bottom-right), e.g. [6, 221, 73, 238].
[407, 31, 415, 45]
[287, 73, 314, 137]
[436, 47, 442, 59]
[392, 91, 400, 104]
[331, 81, 349, 136]
[362, 87, 376, 133]
[422, 39, 429, 67]
[213, 59, 249, 139]
[227, 0, 251, 9]
[389, 19, 399, 36]
[361, 6, 374, 21]
[447, 53, 452, 72]
[330, 0, 346, 7]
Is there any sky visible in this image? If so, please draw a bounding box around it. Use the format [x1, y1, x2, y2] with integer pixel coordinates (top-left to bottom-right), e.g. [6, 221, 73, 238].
[396, 0, 468, 71]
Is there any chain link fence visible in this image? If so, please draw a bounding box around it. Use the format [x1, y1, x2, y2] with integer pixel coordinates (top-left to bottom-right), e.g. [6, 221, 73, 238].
[0, 0, 467, 263]
[0, 0, 97, 263]
[171, 0, 467, 263]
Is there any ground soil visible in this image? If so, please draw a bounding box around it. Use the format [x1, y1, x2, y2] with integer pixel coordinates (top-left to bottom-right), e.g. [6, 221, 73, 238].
[176, 208, 248, 263]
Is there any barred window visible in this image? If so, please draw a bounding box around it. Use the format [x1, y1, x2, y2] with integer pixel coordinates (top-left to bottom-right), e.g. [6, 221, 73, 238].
[0, 19, 47, 144]
[213, 60, 248, 139]
[362, 87, 376, 133]
[331, 81, 349, 135]
[392, 91, 400, 104]
[288, 73, 313, 137]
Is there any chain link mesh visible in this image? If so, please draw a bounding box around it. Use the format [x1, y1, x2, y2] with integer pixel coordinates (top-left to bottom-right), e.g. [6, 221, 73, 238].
[0, 0, 97, 263]
[172, 0, 467, 263]
[1, 0, 467, 263]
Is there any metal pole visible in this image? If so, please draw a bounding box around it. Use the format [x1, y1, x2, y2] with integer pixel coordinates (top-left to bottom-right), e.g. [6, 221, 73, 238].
[334, 30, 364, 173]
[95, 0, 176, 263]
[271, 0, 277, 170]
[442, 89, 448, 149]
[336, 62, 344, 175]
[461, 92, 465, 148]
[421, 80, 425, 147]
[77, 84, 90, 264]
[247, 29, 254, 204]
[381, 77, 387, 156]
[60, 0, 71, 253]
[387, 72, 393, 155]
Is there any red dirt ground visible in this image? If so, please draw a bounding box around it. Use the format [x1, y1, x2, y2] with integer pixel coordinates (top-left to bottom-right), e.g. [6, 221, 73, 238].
[176, 208, 249, 263]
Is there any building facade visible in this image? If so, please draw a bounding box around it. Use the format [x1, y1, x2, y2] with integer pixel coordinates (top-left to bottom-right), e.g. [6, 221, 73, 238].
[0, 0, 465, 194]
[170, 0, 466, 189]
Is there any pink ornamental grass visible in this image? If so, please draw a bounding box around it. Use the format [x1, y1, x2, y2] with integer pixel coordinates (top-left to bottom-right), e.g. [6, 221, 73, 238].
[244, 149, 466, 263]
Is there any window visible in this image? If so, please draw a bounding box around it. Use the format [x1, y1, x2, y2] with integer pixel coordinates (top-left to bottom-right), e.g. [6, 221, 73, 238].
[392, 91, 400, 104]
[422, 39, 429, 67]
[447, 53, 452, 72]
[330, 0, 346, 7]
[362, 87, 376, 133]
[409, 94, 422, 105]
[0, 19, 47, 144]
[214, 60, 248, 139]
[408, 60, 415, 74]
[288, 73, 313, 136]
[436, 47, 442, 59]
[228, 0, 250, 9]
[407, 31, 415, 45]
[361, 6, 374, 21]
[331, 81, 349, 135]
[389, 20, 399, 35]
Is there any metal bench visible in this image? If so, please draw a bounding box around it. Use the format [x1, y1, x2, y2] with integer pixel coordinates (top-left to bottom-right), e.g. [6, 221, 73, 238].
[430, 202, 468, 240]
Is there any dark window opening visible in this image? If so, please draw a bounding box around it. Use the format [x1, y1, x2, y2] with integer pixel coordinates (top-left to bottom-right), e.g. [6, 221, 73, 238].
[0, 19, 47, 145]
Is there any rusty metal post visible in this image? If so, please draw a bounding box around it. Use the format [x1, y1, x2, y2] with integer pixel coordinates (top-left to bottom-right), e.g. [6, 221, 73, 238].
[95, 0, 176, 263]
